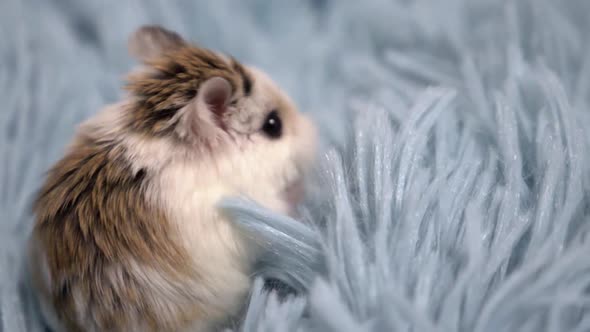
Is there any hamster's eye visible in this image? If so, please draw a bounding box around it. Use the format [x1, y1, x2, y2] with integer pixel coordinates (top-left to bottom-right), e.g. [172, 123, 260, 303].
[262, 110, 282, 139]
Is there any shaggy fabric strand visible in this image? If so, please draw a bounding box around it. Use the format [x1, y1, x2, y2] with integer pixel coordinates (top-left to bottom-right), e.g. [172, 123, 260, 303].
[2, 1, 590, 331]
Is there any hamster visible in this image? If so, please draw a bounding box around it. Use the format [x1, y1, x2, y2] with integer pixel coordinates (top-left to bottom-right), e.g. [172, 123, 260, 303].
[27, 25, 317, 332]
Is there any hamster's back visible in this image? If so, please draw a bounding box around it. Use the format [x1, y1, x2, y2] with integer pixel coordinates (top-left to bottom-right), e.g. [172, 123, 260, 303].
[28, 131, 204, 332]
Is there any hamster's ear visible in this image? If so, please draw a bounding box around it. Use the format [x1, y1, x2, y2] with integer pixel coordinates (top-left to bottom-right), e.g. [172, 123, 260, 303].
[198, 77, 232, 115]
[128, 25, 186, 62]
[179, 76, 233, 141]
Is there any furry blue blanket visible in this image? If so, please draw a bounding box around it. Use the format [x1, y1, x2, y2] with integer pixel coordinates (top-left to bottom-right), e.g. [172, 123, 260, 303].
[2, 0, 590, 331]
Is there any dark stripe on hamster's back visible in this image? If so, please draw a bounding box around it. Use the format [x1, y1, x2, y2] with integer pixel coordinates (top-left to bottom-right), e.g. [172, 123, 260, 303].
[156, 62, 187, 80]
[231, 59, 252, 96]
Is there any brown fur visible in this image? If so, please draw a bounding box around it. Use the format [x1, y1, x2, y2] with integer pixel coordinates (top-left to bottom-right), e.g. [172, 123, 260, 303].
[124, 45, 253, 137]
[31, 131, 198, 331]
